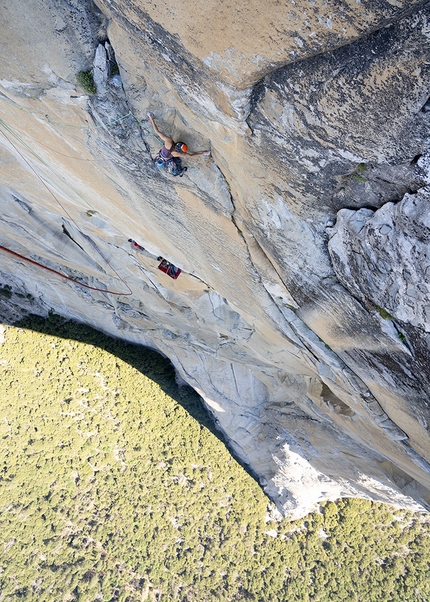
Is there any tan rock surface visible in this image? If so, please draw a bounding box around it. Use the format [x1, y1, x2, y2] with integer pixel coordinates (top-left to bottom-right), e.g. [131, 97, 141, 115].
[100, 0, 425, 87]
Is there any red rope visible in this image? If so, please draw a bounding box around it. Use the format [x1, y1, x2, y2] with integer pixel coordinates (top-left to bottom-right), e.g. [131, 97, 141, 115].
[0, 244, 132, 295]
[0, 124, 132, 296]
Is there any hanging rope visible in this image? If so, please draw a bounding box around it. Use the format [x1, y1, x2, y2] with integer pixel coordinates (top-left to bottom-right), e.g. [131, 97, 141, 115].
[0, 118, 97, 210]
[0, 123, 133, 296]
[0, 94, 160, 141]
[0, 244, 132, 295]
[0, 94, 133, 130]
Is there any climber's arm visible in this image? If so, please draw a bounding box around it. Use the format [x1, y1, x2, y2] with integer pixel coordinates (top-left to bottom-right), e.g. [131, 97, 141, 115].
[147, 112, 172, 146]
[171, 150, 211, 158]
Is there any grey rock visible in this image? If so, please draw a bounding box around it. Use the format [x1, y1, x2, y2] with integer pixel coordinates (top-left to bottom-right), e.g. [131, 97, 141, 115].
[93, 43, 108, 94]
[111, 74, 123, 88]
[328, 187, 430, 332]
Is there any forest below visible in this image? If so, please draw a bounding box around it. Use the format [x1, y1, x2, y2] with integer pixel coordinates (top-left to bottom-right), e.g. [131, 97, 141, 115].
[0, 314, 429, 601]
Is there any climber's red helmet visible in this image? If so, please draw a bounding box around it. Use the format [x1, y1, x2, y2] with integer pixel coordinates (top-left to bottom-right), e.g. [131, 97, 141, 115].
[175, 141, 188, 153]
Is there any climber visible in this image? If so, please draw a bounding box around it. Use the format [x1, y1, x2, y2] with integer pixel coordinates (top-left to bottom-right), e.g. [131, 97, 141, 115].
[147, 111, 210, 176]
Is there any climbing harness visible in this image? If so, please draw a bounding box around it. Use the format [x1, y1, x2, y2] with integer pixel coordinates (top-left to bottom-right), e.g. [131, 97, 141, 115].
[153, 149, 187, 177]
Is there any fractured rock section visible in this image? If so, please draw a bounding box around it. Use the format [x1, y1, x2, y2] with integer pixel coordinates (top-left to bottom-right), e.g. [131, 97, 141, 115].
[328, 186, 430, 333]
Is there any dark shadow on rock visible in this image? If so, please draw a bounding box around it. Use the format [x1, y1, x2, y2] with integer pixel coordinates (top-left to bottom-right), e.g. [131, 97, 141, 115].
[12, 312, 261, 486]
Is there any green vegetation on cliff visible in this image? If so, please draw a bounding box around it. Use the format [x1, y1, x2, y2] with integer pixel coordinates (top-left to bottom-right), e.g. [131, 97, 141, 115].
[0, 316, 429, 601]
[76, 70, 97, 95]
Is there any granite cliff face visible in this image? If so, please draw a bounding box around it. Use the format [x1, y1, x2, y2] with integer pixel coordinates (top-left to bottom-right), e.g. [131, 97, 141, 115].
[1, 0, 430, 518]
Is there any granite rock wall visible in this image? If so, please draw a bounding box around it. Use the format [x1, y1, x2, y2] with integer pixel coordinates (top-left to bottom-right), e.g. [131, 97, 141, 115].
[1, 0, 430, 518]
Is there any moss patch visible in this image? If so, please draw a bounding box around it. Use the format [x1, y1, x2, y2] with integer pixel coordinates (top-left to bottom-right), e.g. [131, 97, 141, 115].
[353, 173, 366, 182]
[0, 284, 12, 299]
[76, 70, 97, 95]
[375, 305, 394, 320]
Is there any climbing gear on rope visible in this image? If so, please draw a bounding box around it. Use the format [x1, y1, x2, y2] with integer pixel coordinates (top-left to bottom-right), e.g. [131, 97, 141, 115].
[157, 258, 181, 279]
